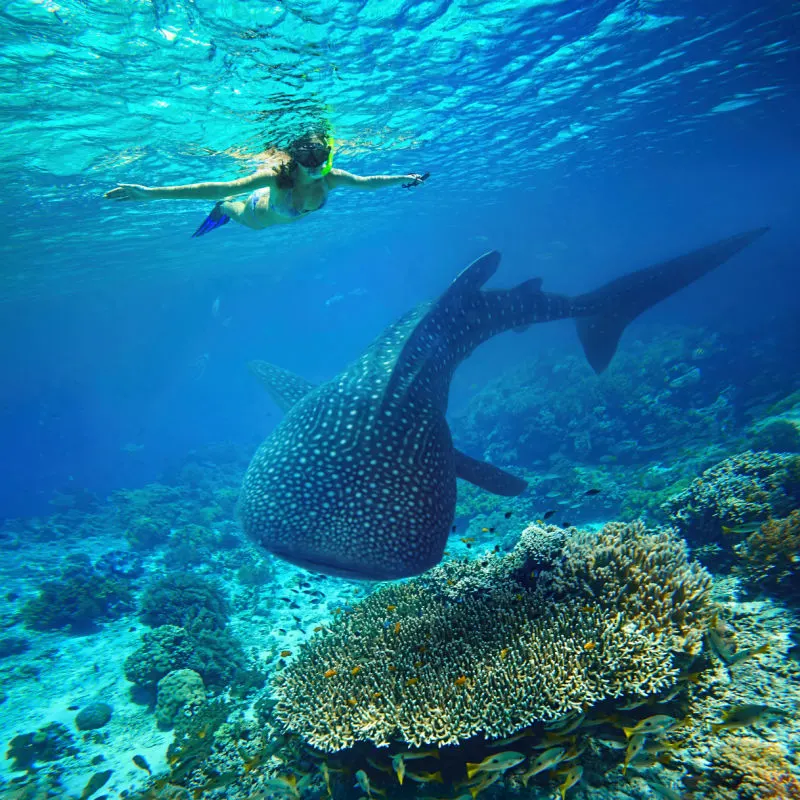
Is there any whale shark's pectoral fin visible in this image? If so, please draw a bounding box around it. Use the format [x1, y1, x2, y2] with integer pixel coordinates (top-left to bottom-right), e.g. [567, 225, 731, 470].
[454, 450, 528, 496]
[248, 360, 316, 414]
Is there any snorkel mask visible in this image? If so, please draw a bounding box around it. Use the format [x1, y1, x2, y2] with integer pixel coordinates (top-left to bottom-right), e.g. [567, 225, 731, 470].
[294, 136, 335, 178]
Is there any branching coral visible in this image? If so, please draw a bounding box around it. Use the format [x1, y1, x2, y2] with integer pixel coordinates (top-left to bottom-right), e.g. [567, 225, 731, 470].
[735, 511, 800, 596]
[664, 450, 800, 541]
[273, 521, 712, 751]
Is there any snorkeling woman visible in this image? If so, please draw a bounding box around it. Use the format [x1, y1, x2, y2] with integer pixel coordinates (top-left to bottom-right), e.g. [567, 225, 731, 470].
[103, 130, 429, 238]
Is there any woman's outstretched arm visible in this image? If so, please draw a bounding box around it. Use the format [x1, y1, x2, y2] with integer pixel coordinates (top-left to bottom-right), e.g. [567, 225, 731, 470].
[327, 169, 428, 191]
[104, 170, 277, 201]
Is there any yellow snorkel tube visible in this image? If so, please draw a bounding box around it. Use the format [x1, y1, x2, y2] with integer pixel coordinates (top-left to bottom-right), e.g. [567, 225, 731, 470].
[320, 135, 335, 176]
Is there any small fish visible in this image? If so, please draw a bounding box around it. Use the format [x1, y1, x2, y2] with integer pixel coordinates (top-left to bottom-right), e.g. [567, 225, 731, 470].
[488, 729, 533, 747]
[521, 746, 565, 785]
[211, 296, 221, 317]
[623, 734, 645, 775]
[584, 488, 601, 496]
[351, 666, 362, 676]
[467, 771, 503, 799]
[280, 650, 292, 657]
[452, 525, 457, 532]
[623, 714, 678, 738]
[386, 605, 397, 612]
[321, 762, 333, 797]
[488, 527, 495, 533]
[132, 754, 151, 774]
[727, 643, 770, 666]
[461, 537, 475, 544]
[324, 668, 337, 679]
[642, 777, 684, 800]
[481, 527, 490, 533]
[543, 510, 556, 520]
[594, 733, 627, 749]
[583, 641, 596, 651]
[465, 751, 525, 779]
[405, 769, 444, 784]
[618, 696, 649, 710]
[391, 754, 406, 785]
[393, 621, 401, 635]
[562, 521, 572, 528]
[721, 522, 764, 535]
[398, 748, 440, 761]
[263, 775, 300, 799]
[499, 648, 509, 659]
[504, 511, 513, 519]
[406, 677, 419, 686]
[557, 765, 583, 799]
[454, 675, 467, 686]
[710, 703, 790, 733]
[80, 770, 112, 800]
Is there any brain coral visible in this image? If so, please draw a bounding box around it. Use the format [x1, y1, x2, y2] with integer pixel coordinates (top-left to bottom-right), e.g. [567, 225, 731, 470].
[273, 520, 711, 751]
[663, 450, 800, 541]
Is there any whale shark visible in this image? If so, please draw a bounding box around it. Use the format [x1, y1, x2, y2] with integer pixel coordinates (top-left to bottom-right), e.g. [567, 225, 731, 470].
[238, 228, 768, 580]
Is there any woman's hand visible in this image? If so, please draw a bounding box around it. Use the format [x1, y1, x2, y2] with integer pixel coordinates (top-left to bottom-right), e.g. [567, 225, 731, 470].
[104, 183, 156, 201]
[402, 172, 430, 188]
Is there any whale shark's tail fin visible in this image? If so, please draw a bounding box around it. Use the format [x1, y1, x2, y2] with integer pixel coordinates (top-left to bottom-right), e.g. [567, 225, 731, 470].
[572, 227, 769, 374]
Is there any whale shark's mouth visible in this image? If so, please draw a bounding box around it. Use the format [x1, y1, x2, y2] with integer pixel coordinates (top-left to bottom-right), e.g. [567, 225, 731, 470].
[270, 546, 393, 581]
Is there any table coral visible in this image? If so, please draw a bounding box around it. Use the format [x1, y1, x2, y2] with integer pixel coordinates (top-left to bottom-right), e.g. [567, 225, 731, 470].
[273, 521, 712, 751]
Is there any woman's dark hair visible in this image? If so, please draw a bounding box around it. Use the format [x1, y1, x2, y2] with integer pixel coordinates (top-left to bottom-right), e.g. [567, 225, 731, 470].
[275, 128, 330, 189]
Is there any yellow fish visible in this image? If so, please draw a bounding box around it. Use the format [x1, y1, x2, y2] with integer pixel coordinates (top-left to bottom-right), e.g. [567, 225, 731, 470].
[465, 751, 525, 780]
[521, 747, 565, 786]
[622, 714, 678, 738]
[557, 765, 583, 799]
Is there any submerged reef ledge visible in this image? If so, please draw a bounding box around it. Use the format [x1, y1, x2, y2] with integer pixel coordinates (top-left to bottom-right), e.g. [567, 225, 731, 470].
[274, 520, 712, 752]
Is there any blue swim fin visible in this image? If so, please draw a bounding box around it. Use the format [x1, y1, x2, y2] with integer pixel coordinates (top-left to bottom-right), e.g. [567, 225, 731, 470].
[191, 202, 230, 238]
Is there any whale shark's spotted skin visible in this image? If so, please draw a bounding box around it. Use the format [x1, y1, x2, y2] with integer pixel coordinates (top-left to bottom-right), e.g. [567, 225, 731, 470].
[239, 230, 767, 580]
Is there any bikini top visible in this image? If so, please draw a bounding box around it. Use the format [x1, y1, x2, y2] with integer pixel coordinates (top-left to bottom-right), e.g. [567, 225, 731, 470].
[270, 187, 328, 218]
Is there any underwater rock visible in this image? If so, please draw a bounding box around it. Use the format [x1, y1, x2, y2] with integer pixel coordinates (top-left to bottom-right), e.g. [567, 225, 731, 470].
[0, 635, 31, 659]
[747, 410, 800, 453]
[75, 701, 113, 731]
[154, 669, 206, 728]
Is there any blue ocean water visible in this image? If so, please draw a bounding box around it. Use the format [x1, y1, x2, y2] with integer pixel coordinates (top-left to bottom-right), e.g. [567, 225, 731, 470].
[1, 0, 798, 517]
[1, 1, 799, 798]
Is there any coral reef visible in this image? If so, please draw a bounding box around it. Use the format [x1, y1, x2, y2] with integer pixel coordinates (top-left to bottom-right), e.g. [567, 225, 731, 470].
[5, 722, 78, 772]
[128, 577, 255, 692]
[139, 573, 229, 634]
[124, 625, 201, 691]
[735, 511, 800, 597]
[154, 669, 206, 728]
[664, 450, 800, 542]
[451, 327, 736, 469]
[695, 736, 800, 799]
[21, 553, 133, 632]
[273, 521, 711, 751]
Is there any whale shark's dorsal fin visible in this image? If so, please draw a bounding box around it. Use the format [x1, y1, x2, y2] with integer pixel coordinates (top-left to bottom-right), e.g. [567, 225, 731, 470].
[248, 360, 316, 413]
[380, 252, 503, 405]
[454, 450, 528, 496]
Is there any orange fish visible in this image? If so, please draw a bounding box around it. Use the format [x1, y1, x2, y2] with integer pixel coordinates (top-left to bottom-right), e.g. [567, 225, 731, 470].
[324, 668, 337, 679]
